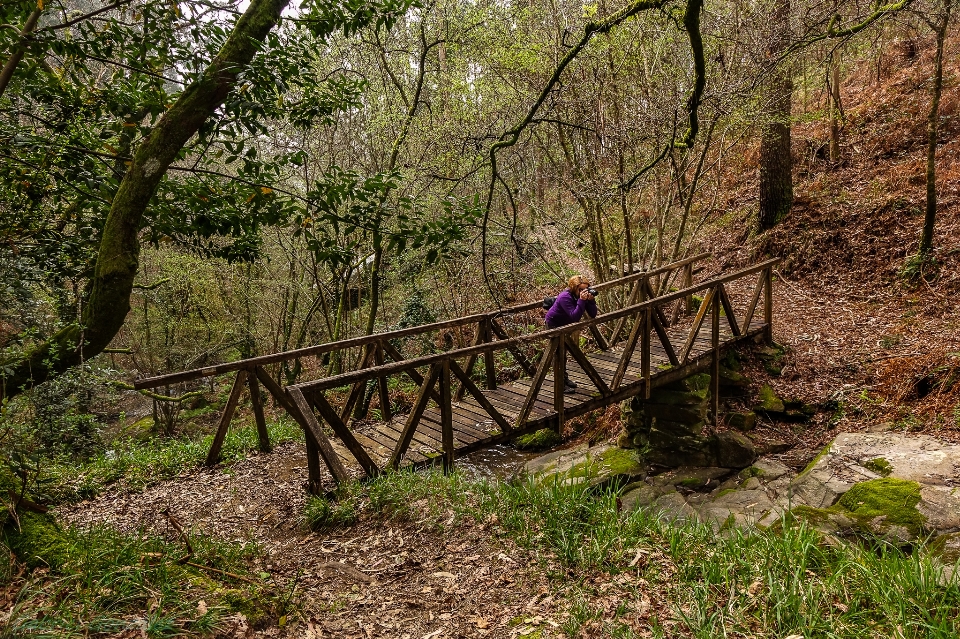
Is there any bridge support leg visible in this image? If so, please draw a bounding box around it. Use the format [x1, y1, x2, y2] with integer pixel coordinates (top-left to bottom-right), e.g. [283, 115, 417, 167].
[440, 360, 454, 473]
[711, 290, 721, 426]
[248, 373, 271, 453]
[206, 369, 247, 466]
[553, 337, 565, 434]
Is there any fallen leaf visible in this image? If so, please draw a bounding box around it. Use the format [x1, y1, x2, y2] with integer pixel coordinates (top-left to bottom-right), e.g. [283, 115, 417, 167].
[431, 571, 455, 579]
[471, 617, 490, 629]
[197, 600, 208, 616]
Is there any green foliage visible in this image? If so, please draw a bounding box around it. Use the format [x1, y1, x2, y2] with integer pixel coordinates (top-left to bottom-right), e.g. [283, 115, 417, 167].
[513, 428, 562, 451]
[2, 513, 264, 637]
[304, 485, 363, 530]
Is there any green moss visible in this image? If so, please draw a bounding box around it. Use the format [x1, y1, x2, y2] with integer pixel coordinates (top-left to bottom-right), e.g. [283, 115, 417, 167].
[755, 385, 785, 413]
[3, 512, 73, 569]
[567, 448, 642, 480]
[739, 466, 762, 479]
[678, 478, 703, 488]
[796, 441, 832, 481]
[837, 478, 925, 537]
[790, 504, 833, 525]
[514, 428, 562, 451]
[862, 457, 893, 477]
[716, 488, 737, 498]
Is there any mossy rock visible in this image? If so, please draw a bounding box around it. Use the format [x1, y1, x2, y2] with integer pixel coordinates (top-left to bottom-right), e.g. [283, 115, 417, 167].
[718, 367, 750, 389]
[754, 385, 785, 414]
[662, 373, 711, 394]
[648, 388, 710, 405]
[514, 428, 563, 451]
[862, 457, 893, 477]
[836, 478, 925, 538]
[727, 411, 757, 432]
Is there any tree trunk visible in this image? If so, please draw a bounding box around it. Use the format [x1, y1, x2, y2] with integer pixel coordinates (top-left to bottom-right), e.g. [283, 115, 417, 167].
[919, 0, 952, 254]
[758, 0, 793, 231]
[1, 0, 290, 400]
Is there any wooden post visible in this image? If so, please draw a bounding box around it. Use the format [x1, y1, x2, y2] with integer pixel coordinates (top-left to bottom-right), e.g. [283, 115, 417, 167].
[764, 266, 773, 344]
[482, 318, 497, 390]
[248, 371, 271, 453]
[440, 360, 454, 473]
[454, 321, 484, 401]
[711, 288, 721, 426]
[287, 387, 350, 484]
[553, 335, 565, 434]
[374, 341, 391, 421]
[641, 308, 651, 399]
[206, 369, 248, 466]
[304, 434, 324, 495]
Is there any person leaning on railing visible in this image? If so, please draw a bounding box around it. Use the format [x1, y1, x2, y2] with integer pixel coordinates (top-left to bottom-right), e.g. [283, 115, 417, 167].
[544, 275, 598, 394]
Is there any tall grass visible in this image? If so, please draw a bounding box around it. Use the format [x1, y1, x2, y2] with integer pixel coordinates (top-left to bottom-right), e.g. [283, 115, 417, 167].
[354, 468, 960, 639]
[44, 418, 302, 503]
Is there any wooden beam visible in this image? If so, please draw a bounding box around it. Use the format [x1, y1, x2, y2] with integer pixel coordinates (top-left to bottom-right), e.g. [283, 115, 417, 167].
[641, 308, 651, 399]
[489, 318, 536, 376]
[611, 309, 645, 390]
[389, 363, 440, 469]
[248, 372, 271, 453]
[588, 324, 610, 351]
[741, 272, 765, 333]
[374, 342, 391, 421]
[553, 337, 565, 433]
[482, 319, 497, 390]
[564, 336, 610, 395]
[341, 344, 376, 422]
[454, 321, 484, 401]
[711, 289, 721, 425]
[310, 392, 380, 478]
[609, 279, 642, 345]
[679, 288, 715, 363]
[515, 339, 555, 429]
[717, 284, 741, 336]
[440, 360, 454, 473]
[650, 310, 680, 366]
[205, 369, 248, 466]
[449, 359, 513, 434]
[286, 387, 350, 484]
[380, 340, 442, 404]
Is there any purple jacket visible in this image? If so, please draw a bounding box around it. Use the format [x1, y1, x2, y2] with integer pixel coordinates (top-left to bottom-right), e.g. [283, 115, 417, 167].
[545, 289, 598, 328]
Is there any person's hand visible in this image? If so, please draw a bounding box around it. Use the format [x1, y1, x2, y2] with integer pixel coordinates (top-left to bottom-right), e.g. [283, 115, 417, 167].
[579, 289, 593, 301]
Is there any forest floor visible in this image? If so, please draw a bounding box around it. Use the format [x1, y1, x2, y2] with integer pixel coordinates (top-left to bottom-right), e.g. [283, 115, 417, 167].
[11, 32, 960, 639]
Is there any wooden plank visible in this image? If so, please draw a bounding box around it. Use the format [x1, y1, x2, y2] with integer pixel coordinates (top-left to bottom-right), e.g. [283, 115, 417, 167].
[310, 392, 380, 478]
[247, 372, 271, 453]
[449, 359, 513, 435]
[287, 387, 350, 483]
[489, 318, 536, 376]
[389, 363, 440, 469]
[440, 361, 454, 472]
[206, 370, 247, 466]
[419, 409, 485, 443]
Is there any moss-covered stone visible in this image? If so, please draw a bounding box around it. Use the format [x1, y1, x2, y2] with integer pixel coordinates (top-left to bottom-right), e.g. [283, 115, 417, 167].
[836, 478, 925, 537]
[754, 385, 785, 414]
[662, 373, 711, 393]
[862, 457, 893, 477]
[727, 411, 757, 432]
[513, 428, 562, 451]
[718, 367, 750, 389]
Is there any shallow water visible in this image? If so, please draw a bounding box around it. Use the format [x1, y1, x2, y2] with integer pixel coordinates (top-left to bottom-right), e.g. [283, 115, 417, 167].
[455, 444, 541, 480]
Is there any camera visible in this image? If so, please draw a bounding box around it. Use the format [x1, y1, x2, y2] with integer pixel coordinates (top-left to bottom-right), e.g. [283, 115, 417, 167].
[585, 286, 598, 297]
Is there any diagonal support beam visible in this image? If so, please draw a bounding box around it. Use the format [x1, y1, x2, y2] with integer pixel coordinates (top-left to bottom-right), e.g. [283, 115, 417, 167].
[515, 339, 556, 429]
[679, 287, 715, 363]
[287, 386, 350, 484]
[449, 359, 513, 434]
[309, 391, 380, 478]
[564, 336, 610, 395]
[717, 284, 741, 336]
[389, 363, 440, 469]
[206, 369, 248, 466]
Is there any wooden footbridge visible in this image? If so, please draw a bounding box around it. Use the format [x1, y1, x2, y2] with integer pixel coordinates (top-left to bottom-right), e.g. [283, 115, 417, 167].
[135, 255, 777, 492]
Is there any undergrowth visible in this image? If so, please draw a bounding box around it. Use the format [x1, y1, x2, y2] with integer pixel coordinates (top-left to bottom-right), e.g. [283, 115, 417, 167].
[42, 418, 301, 504]
[1, 513, 269, 638]
[336, 468, 960, 639]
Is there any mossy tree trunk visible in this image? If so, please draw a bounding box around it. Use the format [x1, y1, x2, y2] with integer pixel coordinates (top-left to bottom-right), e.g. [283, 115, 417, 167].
[919, 0, 952, 255]
[1, 0, 290, 400]
[758, 0, 793, 231]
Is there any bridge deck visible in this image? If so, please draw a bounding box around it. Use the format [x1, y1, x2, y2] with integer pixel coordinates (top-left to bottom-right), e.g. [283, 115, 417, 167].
[343, 321, 766, 470]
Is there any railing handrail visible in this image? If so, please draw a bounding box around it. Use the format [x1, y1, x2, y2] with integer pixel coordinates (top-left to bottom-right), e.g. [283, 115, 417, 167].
[134, 253, 712, 390]
[291, 258, 780, 393]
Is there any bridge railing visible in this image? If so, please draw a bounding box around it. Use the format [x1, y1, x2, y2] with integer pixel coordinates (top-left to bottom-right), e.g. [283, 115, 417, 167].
[132, 254, 713, 475]
[287, 258, 778, 488]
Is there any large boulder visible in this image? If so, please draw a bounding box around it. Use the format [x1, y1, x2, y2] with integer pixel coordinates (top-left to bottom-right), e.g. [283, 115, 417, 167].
[523, 444, 646, 490]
